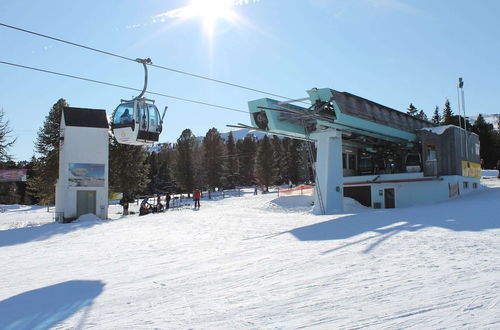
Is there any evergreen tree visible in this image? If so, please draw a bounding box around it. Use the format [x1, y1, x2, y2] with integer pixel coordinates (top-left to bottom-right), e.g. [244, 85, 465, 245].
[432, 106, 441, 125]
[271, 136, 285, 184]
[254, 135, 274, 191]
[175, 129, 197, 194]
[236, 134, 258, 185]
[288, 139, 305, 184]
[0, 182, 21, 204]
[472, 114, 495, 166]
[157, 145, 175, 193]
[145, 152, 160, 194]
[415, 110, 428, 121]
[202, 128, 225, 193]
[108, 137, 150, 211]
[441, 99, 454, 125]
[0, 108, 16, 162]
[406, 103, 418, 117]
[26, 98, 68, 204]
[224, 131, 239, 188]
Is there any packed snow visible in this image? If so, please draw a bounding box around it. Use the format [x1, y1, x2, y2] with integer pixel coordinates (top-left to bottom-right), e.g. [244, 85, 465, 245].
[1, 180, 499, 329]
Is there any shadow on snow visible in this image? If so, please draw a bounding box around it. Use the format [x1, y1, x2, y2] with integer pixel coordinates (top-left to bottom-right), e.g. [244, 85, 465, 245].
[0, 220, 104, 247]
[0, 280, 105, 330]
[289, 186, 500, 253]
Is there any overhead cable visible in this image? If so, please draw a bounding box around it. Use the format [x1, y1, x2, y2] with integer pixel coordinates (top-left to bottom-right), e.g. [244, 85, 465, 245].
[0, 60, 247, 114]
[0, 22, 307, 103]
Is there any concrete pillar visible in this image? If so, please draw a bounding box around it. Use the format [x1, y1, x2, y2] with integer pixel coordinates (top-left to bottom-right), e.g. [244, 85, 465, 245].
[311, 129, 343, 214]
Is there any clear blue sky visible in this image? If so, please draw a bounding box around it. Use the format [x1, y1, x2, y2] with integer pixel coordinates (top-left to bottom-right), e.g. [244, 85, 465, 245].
[1, 0, 499, 161]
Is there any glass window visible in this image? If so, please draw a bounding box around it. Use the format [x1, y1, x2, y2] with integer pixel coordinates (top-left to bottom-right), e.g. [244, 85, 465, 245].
[148, 104, 159, 132]
[113, 103, 134, 124]
[463, 181, 468, 189]
[137, 102, 148, 130]
[342, 154, 347, 169]
[349, 154, 356, 170]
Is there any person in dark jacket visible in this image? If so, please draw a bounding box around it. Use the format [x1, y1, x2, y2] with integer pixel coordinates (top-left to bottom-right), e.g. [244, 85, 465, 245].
[165, 192, 171, 210]
[193, 189, 201, 209]
[140, 197, 151, 216]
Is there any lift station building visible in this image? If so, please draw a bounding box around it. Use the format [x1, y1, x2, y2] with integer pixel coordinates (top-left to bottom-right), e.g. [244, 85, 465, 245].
[55, 107, 109, 222]
[247, 88, 481, 214]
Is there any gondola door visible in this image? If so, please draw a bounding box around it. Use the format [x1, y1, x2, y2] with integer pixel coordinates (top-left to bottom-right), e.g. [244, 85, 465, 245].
[137, 101, 149, 141]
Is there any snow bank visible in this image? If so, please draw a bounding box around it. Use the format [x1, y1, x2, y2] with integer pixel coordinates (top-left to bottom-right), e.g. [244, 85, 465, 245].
[0, 180, 499, 329]
[417, 125, 455, 135]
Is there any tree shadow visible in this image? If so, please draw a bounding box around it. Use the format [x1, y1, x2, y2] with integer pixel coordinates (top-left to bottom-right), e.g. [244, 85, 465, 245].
[0, 205, 48, 212]
[0, 220, 104, 247]
[290, 186, 500, 253]
[0, 280, 105, 329]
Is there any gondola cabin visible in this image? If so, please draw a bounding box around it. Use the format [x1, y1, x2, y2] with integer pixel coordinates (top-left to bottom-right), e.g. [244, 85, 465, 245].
[111, 98, 163, 145]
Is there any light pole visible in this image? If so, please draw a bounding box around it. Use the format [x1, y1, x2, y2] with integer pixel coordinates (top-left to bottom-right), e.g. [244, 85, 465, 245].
[458, 78, 468, 158]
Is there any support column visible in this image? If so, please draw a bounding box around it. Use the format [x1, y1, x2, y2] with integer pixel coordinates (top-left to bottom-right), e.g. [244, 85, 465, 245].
[311, 129, 343, 214]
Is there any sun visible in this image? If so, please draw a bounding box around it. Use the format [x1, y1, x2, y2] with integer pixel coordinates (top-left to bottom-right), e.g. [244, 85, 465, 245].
[189, 0, 238, 36]
[156, 0, 240, 38]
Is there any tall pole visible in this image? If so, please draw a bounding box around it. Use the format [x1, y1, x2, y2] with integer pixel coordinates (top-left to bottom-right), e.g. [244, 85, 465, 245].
[456, 79, 464, 157]
[458, 77, 468, 158]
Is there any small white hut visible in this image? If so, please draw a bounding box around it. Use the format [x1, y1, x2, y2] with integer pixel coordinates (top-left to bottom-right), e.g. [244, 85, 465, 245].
[55, 107, 109, 222]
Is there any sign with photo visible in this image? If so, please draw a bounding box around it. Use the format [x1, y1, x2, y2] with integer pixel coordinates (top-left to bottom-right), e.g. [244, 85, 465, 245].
[68, 163, 105, 187]
[0, 169, 28, 182]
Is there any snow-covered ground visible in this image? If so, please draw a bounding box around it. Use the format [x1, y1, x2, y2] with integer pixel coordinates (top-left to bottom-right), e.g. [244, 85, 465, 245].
[1, 180, 499, 329]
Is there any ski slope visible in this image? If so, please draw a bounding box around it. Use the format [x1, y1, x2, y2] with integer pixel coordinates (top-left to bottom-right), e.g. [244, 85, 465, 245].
[1, 179, 499, 329]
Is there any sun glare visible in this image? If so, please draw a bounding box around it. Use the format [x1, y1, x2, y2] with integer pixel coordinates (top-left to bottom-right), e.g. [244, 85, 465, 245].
[158, 0, 240, 38]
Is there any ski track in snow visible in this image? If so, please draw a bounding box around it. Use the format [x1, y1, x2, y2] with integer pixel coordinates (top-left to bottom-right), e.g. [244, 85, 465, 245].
[0, 181, 499, 329]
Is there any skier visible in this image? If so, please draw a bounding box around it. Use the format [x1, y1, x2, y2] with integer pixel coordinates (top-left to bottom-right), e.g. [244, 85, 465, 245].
[193, 188, 201, 209]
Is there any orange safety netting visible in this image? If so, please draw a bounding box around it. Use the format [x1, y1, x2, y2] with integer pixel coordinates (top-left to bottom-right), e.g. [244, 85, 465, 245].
[277, 185, 314, 197]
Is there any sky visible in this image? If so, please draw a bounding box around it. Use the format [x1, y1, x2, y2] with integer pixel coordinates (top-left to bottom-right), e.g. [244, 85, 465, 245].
[1, 0, 499, 161]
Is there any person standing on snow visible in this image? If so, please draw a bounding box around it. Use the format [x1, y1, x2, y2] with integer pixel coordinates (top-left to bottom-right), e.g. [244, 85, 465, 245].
[193, 188, 201, 209]
[165, 192, 171, 210]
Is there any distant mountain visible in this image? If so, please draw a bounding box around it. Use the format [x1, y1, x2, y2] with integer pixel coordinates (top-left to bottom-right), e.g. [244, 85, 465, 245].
[467, 114, 500, 128]
[220, 128, 268, 141]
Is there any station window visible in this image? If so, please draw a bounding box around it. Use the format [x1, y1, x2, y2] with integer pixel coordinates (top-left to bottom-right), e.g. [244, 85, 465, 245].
[349, 154, 356, 170]
[463, 181, 469, 189]
[473, 182, 478, 189]
[426, 144, 436, 161]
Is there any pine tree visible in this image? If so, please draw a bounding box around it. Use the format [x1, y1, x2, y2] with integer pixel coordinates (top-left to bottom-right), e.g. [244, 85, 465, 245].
[270, 136, 284, 184]
[472, 114, 494, 166]
[441, 99, 454, 125]
[236, 134, 258, 185]
[416, 110, 428, 122]
[157, 145, 175, 193]
[406, 103, 418, 117]
[224, 131, 239, 188]
[432, 106, 441, 125]
[254, 135, 274, 192]
[145, 152, 160, 194]
[286, 139, 304, 184]
[108, 137, 150, 210]
[202, 128, 225, 193]
[175, 129, 197, 194]
[0, 108, 16, 162]
[26, 98, 68, 204]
